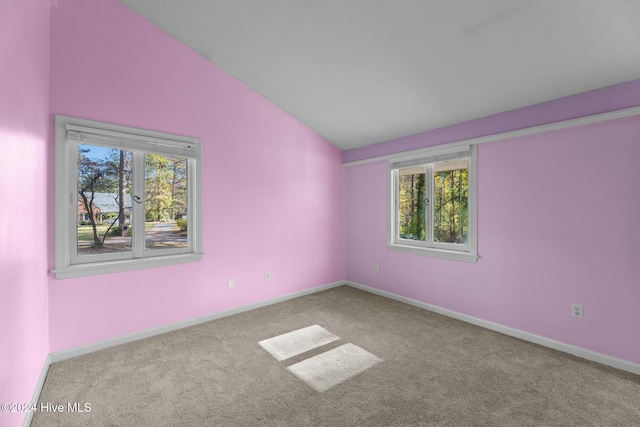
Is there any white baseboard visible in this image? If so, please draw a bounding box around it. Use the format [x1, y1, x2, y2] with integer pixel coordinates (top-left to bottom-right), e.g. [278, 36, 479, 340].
[50, 280, 345, 363]
[29, 277, 637, 427]
[22, 354, 51, 427]
[26, 281, 343, 426]
[346, 281, 640, 376]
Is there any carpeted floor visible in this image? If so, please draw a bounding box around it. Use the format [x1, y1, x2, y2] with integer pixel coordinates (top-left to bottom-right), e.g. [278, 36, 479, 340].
[32, 285, 640, 426]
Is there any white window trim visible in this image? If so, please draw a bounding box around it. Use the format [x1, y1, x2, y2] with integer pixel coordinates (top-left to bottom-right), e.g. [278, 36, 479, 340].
[53, 115, 203, 279]
[387, 144, 478, 263]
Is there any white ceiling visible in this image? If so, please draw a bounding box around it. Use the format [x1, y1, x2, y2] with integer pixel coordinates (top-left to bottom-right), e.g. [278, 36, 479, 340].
[119, 0, 640, 151]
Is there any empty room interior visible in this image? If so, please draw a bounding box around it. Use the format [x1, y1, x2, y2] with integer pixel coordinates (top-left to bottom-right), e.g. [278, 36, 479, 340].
[2, 0, 640, 426]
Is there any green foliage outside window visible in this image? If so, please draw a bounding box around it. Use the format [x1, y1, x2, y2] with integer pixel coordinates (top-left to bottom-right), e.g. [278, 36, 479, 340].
[77, 147, 188, 253]
[398, 172, 426, 241]
[433, 168, 468, 244]
[145, 154, 187, 222]
[398, 163, 468, 245]
[77, 145, 132, 249]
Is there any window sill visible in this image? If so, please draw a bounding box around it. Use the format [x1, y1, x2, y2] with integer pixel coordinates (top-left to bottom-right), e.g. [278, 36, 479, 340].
[52, 253, 204, 279]
[387, 243, 478, 263]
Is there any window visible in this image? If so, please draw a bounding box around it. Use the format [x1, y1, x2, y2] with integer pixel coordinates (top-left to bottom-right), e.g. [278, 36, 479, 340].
[54, 115, 203, 278]
[388, 144, 477, 262]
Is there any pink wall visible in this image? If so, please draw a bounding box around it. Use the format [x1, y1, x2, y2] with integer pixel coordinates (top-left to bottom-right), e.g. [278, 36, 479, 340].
[345, 112, 640, 365]
[0, 0, 50, 426]
[48, 0, 344, 352]
[344, 79, 640, 163]
[3, 2, 637, 422]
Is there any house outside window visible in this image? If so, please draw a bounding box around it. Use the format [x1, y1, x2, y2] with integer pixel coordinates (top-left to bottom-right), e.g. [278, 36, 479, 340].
[54, 115, 203, 278]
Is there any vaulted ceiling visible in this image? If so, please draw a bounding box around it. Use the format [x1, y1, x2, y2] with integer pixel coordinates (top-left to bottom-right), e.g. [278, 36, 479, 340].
[119, 0, 640, 150]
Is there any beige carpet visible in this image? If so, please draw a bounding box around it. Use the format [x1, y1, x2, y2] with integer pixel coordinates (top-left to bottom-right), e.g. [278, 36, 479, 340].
[32, 285, 640, 426]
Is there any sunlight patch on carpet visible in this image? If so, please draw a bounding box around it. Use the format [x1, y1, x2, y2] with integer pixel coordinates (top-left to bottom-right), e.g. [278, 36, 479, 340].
[286, 343, 383, 392]
[259, 324, 340, 361]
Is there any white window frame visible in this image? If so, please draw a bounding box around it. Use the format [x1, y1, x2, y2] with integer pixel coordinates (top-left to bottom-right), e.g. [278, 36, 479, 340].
[53, 115, 203, 279]
[388, 144, 478, 262]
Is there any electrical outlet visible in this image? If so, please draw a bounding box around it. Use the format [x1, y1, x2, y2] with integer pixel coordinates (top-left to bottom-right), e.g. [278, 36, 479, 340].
[227, 278, 234, 288]
[571, 304, 583, 318]
[265, 272, 270, 281]
[373, 264, 379, 273]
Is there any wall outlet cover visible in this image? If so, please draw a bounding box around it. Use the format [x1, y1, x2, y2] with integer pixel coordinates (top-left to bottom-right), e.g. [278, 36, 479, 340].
[571, 304, 583, 318]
